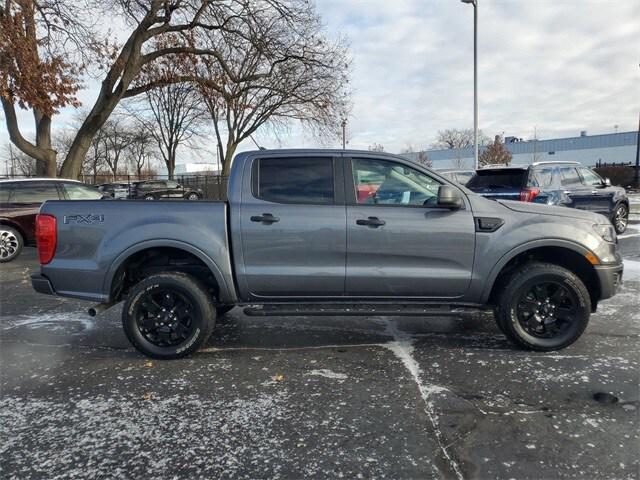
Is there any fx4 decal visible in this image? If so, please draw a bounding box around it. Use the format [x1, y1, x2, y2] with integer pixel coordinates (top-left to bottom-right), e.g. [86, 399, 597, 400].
[63, 214, 105, 225]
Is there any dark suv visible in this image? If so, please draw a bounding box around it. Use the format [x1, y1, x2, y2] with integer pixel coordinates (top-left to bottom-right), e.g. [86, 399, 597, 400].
[129, 180, 202, 200]
[0, 179, 103, 262]
[466, 161, 629, 233]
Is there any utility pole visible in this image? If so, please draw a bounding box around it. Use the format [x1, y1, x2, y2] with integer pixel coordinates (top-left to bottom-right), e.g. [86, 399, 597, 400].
[634, 111, 640, 188]
[461, 0, 478, 169]
[341, 119, 347, 150]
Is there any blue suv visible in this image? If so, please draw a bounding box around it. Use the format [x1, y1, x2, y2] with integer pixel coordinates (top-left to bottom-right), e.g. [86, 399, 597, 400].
[466, 161, 629, 234]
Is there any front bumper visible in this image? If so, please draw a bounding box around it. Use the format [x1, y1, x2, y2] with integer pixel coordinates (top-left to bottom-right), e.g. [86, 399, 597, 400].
[31, 274, 56, 296]
[594, 262, 624, 301]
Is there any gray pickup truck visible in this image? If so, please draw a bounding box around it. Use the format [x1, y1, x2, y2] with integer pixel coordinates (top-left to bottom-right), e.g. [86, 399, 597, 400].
[31, 150, 624, 358]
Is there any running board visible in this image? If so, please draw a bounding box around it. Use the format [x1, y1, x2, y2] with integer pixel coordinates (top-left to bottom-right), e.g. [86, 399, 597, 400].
[243, 303, 482, 317]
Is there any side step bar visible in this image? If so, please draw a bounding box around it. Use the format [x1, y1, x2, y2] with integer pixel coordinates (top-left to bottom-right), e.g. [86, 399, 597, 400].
[243, 303, 483, 317]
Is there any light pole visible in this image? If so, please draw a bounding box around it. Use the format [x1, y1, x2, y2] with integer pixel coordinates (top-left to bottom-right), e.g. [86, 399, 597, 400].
[461, 0, 478, 170]
[341, 119, 347, 150]
[634, 111, 639, 188]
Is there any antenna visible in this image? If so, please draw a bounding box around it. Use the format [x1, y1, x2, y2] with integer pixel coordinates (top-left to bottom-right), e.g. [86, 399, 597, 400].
[250, 135, 266, 150]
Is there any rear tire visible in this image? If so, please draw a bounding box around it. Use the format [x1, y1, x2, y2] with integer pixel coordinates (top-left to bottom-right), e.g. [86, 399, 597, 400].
[495, 262, 591, 351]
[0, 226, 23, 263]
[186, 192, 201, 200]
[122, 272, 216, 359]
[144, 194, 156, 201]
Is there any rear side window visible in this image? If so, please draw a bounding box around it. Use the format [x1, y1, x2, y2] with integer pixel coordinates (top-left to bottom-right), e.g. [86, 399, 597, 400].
[529, 167, 555, 187]
[257, 158, 334, 204]
[63, 183, 103, 200]
[0, 184, 13, 202]
[467, 169, 527, 188]
[9, 183, 60, 203]
[559, 167, 581, 186]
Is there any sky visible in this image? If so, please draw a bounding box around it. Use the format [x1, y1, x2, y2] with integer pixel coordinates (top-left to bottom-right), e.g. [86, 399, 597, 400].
[2, 0, 639, 168]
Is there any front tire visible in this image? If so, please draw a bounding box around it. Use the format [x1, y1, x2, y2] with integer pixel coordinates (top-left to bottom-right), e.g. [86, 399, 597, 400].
[0, 226, 23, 263]
[611, 203, 628, 234]
[144, 194, 156, 201]
[122, 272, 216, 359]
[495, 262, 591, 351]
[186, 192, 200, 200]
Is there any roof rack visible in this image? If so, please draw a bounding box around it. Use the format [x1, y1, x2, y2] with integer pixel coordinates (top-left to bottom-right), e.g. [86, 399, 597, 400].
[531, 161, 581, 166]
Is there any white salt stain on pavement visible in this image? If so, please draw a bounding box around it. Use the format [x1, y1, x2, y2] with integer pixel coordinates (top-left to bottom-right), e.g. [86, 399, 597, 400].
[1, 312, 95, 333]
[381, 319, 464, 480]
[307, 369, 348, 380]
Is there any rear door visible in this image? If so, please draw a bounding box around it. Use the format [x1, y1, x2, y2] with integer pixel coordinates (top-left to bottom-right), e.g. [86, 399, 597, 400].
[559, 166, 591, 210]
[239, 156, 346, 298]
[345, 157, 475, 298]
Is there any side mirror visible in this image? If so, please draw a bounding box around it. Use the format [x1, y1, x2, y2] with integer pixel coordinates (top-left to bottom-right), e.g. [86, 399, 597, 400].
[437, 185, 463, 209]
[603, 178, 611, 187]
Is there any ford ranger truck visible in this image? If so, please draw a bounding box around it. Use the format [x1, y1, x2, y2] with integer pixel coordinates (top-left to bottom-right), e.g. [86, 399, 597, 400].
[31, 150, 624, 359]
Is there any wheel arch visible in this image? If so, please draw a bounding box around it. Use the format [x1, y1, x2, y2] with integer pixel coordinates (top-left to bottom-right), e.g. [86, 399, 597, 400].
[104, 240, 235, 304]
[0, 219, 27, 242]
[483, 240, 601, 310]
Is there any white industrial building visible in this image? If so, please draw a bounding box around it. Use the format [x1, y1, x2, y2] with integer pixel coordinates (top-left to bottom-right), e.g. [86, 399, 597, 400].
[403, 131, 638, 169]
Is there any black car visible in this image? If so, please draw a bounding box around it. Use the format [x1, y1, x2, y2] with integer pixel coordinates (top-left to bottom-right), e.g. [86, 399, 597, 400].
[129, 180, 203, 200]
[466, 161, 629, 233]
[436, 168, 476, 186]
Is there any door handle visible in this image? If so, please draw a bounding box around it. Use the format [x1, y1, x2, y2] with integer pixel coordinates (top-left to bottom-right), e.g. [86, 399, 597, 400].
[356, 216, 386, 227]
[563, 191, 572, 195]
[250, 213, 280, 224]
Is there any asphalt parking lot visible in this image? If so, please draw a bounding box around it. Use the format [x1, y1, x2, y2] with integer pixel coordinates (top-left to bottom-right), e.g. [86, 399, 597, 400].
[1, 227, 639, 480]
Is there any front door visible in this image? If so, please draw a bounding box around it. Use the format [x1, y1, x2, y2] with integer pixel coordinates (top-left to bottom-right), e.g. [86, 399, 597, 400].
[577, 167, 614, 215]
[345, 157, 475, 298]
[239, 156, 346, 298]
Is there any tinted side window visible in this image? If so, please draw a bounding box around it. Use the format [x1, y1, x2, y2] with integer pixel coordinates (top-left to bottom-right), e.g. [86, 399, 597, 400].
[529, 167, 554, 187]
[559, 167, 581, 186]
[257, 158, 334, 204]
[64, 183, 103, 200]
[10, 183, 60, 203]
[0, 184, 14, 202]
[166, 181, 179, 188]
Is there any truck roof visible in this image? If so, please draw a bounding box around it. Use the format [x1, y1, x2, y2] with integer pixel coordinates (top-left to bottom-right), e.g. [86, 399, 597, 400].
[0, 177, 82, 183]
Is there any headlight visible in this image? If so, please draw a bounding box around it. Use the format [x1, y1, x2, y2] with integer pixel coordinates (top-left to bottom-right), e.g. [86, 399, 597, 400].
[593, 224, 616, 243]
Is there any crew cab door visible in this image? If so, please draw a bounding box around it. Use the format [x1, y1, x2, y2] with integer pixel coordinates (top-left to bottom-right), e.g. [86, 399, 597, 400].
[238, 156, 346, 298]
[345, 157, 475, 298]
[559, 166, 591, 210]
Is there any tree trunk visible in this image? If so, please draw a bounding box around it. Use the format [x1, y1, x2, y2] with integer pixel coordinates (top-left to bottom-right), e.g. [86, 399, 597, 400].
[222, 141, 237, 176]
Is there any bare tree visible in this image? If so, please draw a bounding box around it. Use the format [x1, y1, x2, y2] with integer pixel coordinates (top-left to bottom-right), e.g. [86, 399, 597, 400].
[101, 115, 133, 177]
[479, 135, 513, 167]
[368, 143, 385, 152]
[126, 124, 157, 177]
[417, 151, 432, 168]
[3, 1, 347, 178]
[432, 128, 489, 150]
[3, 143, 36, 175]
[194, 1, 350, 174]
[128, 82, 205, 179]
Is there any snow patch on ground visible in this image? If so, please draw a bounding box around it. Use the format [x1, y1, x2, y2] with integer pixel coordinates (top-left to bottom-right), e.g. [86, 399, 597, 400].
[1, 312, 94, 334]
[623, 259, 640, 282]
[307, 369, 348, 380]
[0, 391, 291, 479]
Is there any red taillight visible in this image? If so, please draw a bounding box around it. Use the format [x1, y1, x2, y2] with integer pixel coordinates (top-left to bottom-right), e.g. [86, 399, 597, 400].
[36, 214, 57, 264]
[520, 187, 540, 202]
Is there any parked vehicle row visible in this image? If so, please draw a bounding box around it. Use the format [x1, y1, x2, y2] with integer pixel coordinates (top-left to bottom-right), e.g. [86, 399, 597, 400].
[31, 150, 623, 359]
[437, 161, 629, 234]
[98, 180, 203, 200]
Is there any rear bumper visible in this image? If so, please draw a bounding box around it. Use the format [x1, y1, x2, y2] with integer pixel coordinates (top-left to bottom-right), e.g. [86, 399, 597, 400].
[594, 262, 624, 301]
[31, 274, 56, 296]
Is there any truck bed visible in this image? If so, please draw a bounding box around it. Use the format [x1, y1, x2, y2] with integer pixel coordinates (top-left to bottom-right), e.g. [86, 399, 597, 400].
[37, 200, 236, 303]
